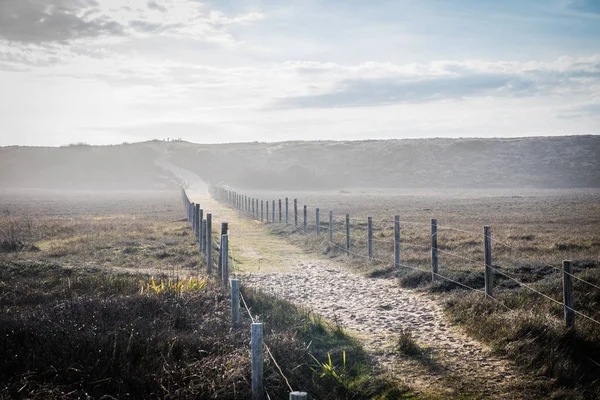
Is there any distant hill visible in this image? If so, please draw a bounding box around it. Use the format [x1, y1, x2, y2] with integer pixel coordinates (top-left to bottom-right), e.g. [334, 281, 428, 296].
[1, 136, 598, 190]
[0, 143, 175, 190]
[166, 136, 600, 189]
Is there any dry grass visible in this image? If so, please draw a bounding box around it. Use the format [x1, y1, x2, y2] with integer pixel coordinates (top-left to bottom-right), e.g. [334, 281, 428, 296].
[246, 188, 600, 399]
[0, 189, 412, 399]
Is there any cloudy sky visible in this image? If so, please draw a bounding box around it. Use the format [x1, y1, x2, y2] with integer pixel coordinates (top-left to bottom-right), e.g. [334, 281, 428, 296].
[0, 0, 599, 146]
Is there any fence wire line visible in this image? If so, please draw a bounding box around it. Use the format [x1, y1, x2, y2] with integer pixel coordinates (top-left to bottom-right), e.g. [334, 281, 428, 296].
[224, 201, 510, 313]
[438, 225, 480, 236]
[228, 237, 295, 394]
[216, 189, 600, 327]
[488, 265, 600, 327]
[324, 236, 487, 294]
[491, 237, 600, 292]
[258, 199, 600, 297]
[436, 248, 479, 263]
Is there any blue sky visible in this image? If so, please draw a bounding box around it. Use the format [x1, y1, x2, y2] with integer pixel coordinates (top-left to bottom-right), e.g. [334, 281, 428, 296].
[0, 0, 598, 145]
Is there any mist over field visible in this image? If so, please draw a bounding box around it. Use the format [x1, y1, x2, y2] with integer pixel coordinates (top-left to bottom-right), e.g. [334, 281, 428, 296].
[1, 1, 600, 398]
[0, 136, 598, 191]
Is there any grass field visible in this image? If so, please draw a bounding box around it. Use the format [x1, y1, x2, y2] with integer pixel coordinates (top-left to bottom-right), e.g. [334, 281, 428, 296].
[234, 187, 600, 399]
[0, 189, 411, 399]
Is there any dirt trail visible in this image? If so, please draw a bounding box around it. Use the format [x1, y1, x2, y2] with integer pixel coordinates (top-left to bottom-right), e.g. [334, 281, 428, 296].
[160, 159, 530, 398]
[188, 194, 529, 399]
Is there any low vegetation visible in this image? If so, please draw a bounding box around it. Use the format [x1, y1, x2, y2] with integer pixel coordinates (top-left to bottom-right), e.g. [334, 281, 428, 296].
[263, 189, 600, 399]
[0, 190, 411, 399]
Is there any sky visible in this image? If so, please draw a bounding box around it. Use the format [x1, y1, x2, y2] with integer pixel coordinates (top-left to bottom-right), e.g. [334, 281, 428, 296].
[0, 0, 599, 146]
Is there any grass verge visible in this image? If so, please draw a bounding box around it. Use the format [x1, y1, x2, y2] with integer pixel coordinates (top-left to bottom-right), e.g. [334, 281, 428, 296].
[0, 260, 413, 399]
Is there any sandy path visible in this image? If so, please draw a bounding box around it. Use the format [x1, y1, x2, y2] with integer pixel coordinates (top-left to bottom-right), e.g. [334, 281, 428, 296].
[157, 156, 529, 398]
[241, 262, 527, 399]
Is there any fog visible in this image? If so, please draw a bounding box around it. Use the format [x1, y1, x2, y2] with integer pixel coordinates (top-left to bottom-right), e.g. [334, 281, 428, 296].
[0, 136, 598, 192]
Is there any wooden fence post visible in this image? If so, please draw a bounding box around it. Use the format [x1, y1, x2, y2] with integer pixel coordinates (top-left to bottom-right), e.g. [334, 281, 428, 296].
[198, 208, 204, 254]
[346, 214, 350, 256]
[272, 200, 275, 223]
[279, 199, 282, 223]
[285, 198, 289, 224]
[316, 208, 320, 235]
[218, 222, 228, 273]
[221, 234, 229, 288]
[231, 278, 240, 328]
[201, 219, 207, 254]
[194, 204, 200, 239]
[251, 323, 264, 400]
[484, 226, 493, 297]
[431, 218, 438, 281]
[191, 202, 195, 233]
[252, 199, 255, 218]
[329, 210, 333, 242]
[261, 200, 264, 223]
[563, 260, 574, 328]
[367, 216, 373, 259]
[206, 213, 212, 274]
[266, 201, 269, 224]
[394, 215, 400, 272]
[294, 199, 298, 227]
[303, 205, 307, 233]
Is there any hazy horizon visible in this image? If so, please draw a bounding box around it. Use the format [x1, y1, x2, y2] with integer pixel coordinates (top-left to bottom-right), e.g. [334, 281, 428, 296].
[3, 134, 600, 149]
[1, 0, 599, 146]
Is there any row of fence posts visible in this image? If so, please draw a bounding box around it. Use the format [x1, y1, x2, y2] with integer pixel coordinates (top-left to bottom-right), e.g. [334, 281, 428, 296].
[185, 188, 307, 399]
[211, 186, 577, 329]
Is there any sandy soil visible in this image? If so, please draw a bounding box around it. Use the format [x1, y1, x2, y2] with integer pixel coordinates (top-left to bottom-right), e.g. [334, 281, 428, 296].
[161, 156, 536, 398]
[241, 261, 530, 399]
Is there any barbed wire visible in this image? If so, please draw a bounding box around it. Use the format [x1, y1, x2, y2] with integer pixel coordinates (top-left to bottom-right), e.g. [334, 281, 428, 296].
[488, 265, 600, 327]
[213, 187, 600, 328]
[491, 237, 600, 292]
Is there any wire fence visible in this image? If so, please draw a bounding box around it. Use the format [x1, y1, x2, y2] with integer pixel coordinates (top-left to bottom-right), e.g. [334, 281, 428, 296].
[182, 188, 303, 399]
[211, 185, 600, 331]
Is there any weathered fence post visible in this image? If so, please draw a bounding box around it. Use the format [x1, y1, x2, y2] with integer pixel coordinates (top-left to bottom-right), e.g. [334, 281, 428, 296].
[251, 323, 264, 400]
[431, 218, 438, 281]
[266, 201, 269, 224]
[394, 215, 400, 272]
[367, 216, 373, 259]
[218, 222, 228, 273]
[279, 199, 282, 223]
[194, 204, 200, 239]
[484, 226, 493, 297]
[303, 205, 307, 233]
[285, 198, 289, 224]
[252, 198, 255, 218]
[191, 202, 195, 233]
[294, 199, 298, 227]
[206, 213, 213, 274]
[221, 234, 229, 288]
[272, 200, 275, 223]
[190, 203, 195, 228]
[231, 278, 240, 328]
[261, 200, 264, 223]
[201, 219, 207, 254]
[346, 214, 350, 256]
[198, 208, 204, 254]
[329, 210, 333, 242]
[563, 260, 574, 328]
[316, 208, 320, 235]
